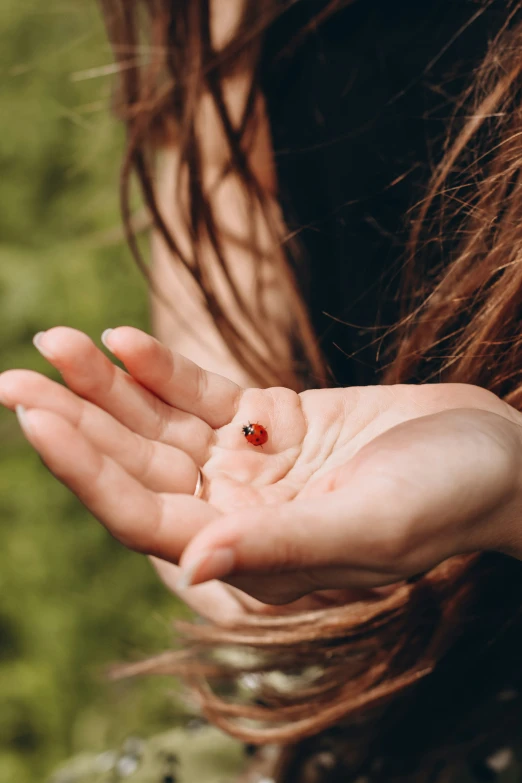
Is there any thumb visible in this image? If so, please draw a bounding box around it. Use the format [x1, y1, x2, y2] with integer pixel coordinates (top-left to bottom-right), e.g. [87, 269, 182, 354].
[178, 407, 520, 590]
[176, 486, 403, 590]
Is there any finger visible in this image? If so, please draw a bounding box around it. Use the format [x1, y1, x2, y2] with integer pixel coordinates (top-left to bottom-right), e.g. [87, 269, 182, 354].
[176, 489, 404, 590]
[32, 327, 212, 464]
[226, 568, 401, 604]
[152, 551, 390, 611]
[151, 556, 377, 617]
[178, 408, 519, 588]
[177, 409, 520, 586]
[102, 326, 242, 429]
[149, 557, 247, 625]
[0, 370, 199, 493]
[16, 407, 218, 558]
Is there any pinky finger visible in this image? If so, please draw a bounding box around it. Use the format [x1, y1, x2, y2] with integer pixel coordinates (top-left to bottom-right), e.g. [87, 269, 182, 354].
[15, 406, 217, 559]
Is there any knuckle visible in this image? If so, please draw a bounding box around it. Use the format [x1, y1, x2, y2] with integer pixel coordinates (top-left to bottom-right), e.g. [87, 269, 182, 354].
[148, 332, 166, 366]
[271, 530, 305, 571]
[144, 495, 168, 553]
[153, 401, 171, 443]
[193, 364, 208, 405]
[136, 437, 157, 485]
[73, 400, 87, 431]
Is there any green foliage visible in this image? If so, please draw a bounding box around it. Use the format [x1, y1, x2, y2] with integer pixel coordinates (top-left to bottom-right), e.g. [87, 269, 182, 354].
[0, 3, 190, 781]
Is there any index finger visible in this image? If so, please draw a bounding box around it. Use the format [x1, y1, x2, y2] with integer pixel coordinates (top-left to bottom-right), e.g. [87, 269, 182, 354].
[102, 327, 243, 429]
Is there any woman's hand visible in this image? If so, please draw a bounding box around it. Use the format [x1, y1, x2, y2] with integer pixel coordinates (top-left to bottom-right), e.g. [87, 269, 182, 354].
[2, 326, 522, 614]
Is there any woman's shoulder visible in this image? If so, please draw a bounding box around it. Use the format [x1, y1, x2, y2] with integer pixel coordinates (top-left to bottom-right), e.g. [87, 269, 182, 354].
[48, 723, 249, 783]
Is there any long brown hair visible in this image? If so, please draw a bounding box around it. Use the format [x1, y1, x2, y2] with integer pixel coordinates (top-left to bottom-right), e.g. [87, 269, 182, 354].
[99, 0, 329, 389]
[101, 1, 522, 780]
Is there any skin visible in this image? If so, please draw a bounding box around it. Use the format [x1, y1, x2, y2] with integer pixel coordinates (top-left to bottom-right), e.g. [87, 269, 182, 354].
[2, 325, 522, 626]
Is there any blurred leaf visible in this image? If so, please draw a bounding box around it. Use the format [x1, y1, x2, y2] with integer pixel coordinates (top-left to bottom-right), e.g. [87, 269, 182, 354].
[0, 3, 188, 781]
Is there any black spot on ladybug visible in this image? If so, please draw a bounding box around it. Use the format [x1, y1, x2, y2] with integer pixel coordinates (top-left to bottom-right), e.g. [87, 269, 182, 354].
[242, 422, 268, 446]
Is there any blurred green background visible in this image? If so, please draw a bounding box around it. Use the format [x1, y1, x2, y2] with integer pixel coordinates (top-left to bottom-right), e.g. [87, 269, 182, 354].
[0, 2, 190, 780]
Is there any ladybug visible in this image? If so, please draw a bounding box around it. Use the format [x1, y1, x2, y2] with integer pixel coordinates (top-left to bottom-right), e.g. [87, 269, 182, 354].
[242, 422, 268, 447]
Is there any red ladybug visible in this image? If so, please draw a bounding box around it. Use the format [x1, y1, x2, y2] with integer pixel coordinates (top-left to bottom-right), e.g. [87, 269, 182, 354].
[242, 422, 268, 447]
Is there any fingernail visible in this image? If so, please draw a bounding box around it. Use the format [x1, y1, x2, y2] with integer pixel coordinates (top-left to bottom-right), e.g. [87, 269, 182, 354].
[16, 404, 33, 437]
[33, 331, 53, 359]
[176, 548, 235, 591]
[101, 329, 114, 350]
